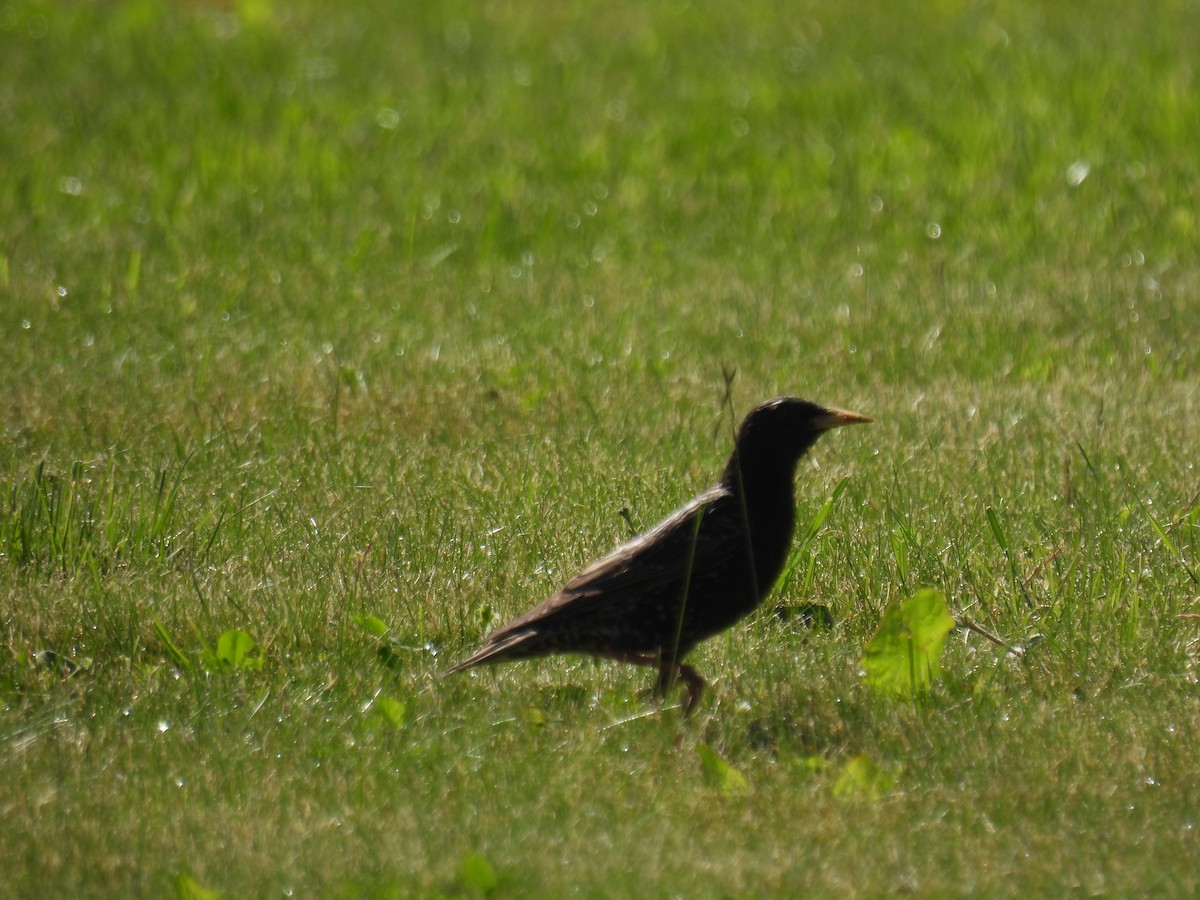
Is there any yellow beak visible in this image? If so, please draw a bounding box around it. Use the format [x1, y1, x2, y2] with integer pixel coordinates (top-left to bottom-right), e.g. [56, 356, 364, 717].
[817, 407, 873, 429]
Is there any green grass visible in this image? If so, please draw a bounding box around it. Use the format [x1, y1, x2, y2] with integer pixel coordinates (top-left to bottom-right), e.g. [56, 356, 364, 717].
[3, 0, 1199, 895]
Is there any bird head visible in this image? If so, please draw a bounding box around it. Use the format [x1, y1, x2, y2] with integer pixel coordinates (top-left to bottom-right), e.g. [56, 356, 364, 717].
[723, 397, 872, 484]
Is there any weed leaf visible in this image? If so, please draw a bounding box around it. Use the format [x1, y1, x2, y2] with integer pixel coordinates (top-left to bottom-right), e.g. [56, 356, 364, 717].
[862, 589, 955, 697]
[198, 630, 262, 672]
[356, 614, 391, 637]
[458, 853, 498, 895]
[832, 755, 896, 800]
[174, 872, 224, 900]
[371, 697, 408, 729]
[697, 743, 749, 795]
[216, 630, 256, 667]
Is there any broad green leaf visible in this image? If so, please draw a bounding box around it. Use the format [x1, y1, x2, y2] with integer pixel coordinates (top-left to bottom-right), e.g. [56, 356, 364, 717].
[832, 755, 896, 800]
[216, 629, 255, 667]
[458, 854, 498, 895]
[372, 697, 408, 729]
[522, 707, 547, 729]
[356, 614, 390, 637]
[174, 872, 224, 900]
[697, 744, 749, 795]
[862, 589, 955, 697]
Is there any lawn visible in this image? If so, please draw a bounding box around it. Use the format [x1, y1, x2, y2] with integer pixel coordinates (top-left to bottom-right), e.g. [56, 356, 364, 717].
[2, 0, 1198, 895]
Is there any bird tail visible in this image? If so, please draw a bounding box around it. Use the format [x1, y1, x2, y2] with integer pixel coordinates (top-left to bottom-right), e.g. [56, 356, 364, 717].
[442, 628, 537, 676]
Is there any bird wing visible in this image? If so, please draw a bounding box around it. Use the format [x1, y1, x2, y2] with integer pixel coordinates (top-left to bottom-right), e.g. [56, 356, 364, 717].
[493, 484, 745, 633]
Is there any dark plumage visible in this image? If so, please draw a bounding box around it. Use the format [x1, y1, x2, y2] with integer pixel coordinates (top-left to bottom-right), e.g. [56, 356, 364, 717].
[445, 397, 871, 712]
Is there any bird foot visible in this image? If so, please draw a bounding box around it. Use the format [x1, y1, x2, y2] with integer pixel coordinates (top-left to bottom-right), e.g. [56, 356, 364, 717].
[601, 652, 706, 718]
[654, 663, 706, 718]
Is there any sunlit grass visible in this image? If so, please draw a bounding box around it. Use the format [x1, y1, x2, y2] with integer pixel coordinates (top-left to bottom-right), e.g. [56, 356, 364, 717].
[2, 0, 1198, 895]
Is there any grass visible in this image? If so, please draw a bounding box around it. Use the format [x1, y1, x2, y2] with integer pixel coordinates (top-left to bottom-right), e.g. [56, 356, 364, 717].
[2, 0, 1199, 895]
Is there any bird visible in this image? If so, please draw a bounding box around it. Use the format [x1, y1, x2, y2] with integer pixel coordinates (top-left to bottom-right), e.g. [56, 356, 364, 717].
[445, 397, 872, 713]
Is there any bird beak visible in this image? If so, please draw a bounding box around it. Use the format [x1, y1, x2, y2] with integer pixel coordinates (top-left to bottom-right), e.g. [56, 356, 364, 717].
[817, 407, 873, 430]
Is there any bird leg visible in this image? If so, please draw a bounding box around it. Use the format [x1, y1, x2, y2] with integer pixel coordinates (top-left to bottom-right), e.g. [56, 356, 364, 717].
[655, 662, 706, 717]
[600, 651, 706, 716]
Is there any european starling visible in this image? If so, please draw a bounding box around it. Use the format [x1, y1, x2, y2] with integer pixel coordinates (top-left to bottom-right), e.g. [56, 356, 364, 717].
[445, 397, 871, 712]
